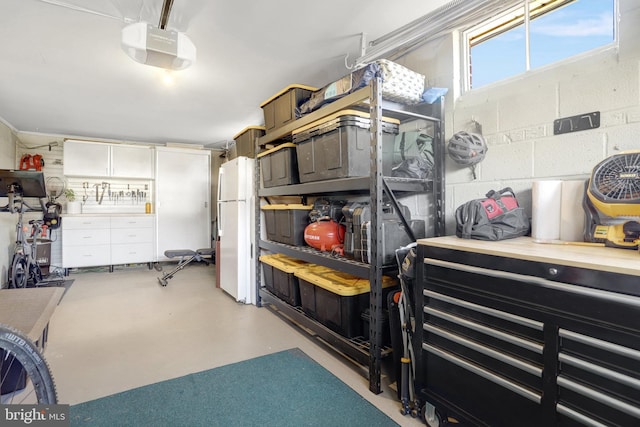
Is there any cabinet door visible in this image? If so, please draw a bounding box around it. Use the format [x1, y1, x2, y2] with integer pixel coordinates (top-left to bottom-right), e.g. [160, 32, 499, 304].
[63, 140, 110, 177]
[111, 145, 154, 178]
[155, 148, 211, 259]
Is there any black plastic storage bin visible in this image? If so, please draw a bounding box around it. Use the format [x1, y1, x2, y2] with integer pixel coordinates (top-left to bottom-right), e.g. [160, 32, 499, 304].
[259, 254, 310, 306]
[361, 309, 391, 347]
[232, 126, 265, 158]
[257, 143, 299, 188]
[261, 204, 311, 246]
[294, 265, 397, 338]
[292, 109, 399, 183]
[260, 84, 317, 133]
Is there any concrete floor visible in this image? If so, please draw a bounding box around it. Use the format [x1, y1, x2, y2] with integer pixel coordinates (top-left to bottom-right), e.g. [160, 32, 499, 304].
[44, 262, 425, 426]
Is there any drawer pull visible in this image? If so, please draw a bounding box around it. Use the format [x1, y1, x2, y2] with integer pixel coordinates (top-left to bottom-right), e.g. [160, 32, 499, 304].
[424, 258, 640, 308]
[423, 343, 541, 404]
[424, 289, 543, 330]
[559, 352, 640, 390]
[559, 329, 640, 361]
[424, 306, 543, 354]
[556, 403, 608, 427]
[424, 323, 542, 377]
[558, 375, 640, 418]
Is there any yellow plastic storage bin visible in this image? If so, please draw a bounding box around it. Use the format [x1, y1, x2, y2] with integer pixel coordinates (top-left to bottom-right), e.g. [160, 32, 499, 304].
[259, 254, 311, 306]
[294, 265, 397, 338]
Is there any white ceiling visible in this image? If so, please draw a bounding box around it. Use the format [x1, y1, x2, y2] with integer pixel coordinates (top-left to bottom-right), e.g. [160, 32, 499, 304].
[0, 0, 450, 148]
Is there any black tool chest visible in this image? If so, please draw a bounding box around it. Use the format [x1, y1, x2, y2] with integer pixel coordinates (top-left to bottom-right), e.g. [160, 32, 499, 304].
[255, 77, 445, 394]
[415, 236, 640, 426]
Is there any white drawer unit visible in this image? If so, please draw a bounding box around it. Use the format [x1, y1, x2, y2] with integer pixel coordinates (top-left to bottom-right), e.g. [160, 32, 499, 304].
[63, 216, 109, 230]
[63, 243, 111, 268]
[62, 215, 155, 268]
[110, 215, 154, 265]
[110, 227, 154, 244]
[110, 216, 154, 229]
[62, 216, 111, 268]
[111, 243, 154, 265]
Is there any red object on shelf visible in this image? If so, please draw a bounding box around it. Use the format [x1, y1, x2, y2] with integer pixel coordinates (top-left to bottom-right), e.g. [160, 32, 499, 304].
[304, 220, 345, 252]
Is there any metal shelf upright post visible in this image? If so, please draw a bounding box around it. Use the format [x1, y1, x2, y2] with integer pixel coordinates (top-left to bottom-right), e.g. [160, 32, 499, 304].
[368, 76, 385, 393]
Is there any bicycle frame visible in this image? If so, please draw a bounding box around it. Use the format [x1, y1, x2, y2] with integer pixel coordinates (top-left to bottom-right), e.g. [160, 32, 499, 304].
[8, 191, 47, 288]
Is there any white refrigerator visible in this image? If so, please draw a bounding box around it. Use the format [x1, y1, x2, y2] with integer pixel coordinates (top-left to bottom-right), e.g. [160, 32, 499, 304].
[217, 156, 256, 304]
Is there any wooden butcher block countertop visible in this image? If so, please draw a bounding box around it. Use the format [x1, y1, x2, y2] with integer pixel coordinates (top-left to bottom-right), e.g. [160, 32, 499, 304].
[417, 236, 640, 277]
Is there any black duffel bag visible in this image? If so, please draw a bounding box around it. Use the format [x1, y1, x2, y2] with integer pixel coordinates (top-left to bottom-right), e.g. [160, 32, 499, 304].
[455, 187, 530, 241]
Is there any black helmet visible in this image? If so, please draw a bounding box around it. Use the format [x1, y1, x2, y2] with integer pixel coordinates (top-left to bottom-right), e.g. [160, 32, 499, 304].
[447, 131, 487, 166]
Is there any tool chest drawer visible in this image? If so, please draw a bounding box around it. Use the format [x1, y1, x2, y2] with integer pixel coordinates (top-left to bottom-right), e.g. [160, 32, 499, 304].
[415, 236, 640, 427]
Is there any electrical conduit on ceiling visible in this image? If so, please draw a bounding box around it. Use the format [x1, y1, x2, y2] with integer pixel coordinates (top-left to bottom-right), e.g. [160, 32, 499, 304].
[354, 0, 522, 66]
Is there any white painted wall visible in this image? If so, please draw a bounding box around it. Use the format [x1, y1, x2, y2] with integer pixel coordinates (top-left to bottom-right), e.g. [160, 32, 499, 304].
[0, 121, 17, 286]
[399, 0, 640, 235]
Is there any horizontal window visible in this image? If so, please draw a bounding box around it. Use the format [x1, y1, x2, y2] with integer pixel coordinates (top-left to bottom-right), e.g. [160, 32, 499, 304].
[464, 0, 616, 90]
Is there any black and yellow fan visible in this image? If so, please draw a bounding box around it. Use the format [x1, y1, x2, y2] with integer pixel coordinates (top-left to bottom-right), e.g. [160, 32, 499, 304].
[584, 151, 640, 248]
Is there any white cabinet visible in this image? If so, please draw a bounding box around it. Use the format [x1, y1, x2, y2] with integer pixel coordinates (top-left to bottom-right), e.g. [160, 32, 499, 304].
[62, 215, 155, 268]
[110, 216, 155, 264]
[63, 140, 110, 177]
[155, 147, 211, 259]
[111, 145, 154, 178]
[62, 216, 111, 268]
[64, 140, 153, 178]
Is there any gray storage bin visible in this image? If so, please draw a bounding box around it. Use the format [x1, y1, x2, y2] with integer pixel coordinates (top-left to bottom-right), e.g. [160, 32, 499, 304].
[292, 109, 399, 183]
[233, 126, 265, 159]
[261, 204, 311, 246]
[257, 143, 299, 188]
[260, 84, 317, 133]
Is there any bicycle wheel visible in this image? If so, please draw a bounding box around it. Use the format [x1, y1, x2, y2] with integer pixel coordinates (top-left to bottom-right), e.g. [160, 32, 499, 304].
[0, 323, 57, 404]
[9, 255, 28, 289]
[29, 263, 43, 286]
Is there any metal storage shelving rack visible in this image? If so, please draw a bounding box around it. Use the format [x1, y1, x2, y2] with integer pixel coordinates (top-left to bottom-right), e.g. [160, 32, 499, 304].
[255, 77, 444, 394]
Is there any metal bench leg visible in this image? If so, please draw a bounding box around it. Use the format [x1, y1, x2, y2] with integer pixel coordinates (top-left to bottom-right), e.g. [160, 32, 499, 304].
[157, 255, 197, 287]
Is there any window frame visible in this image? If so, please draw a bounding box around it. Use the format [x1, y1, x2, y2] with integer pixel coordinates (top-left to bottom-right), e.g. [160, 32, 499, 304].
[462, 0, 618, 92]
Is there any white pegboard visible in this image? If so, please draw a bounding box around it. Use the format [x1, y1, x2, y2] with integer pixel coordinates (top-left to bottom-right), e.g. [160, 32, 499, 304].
[65, 178, 152, 214]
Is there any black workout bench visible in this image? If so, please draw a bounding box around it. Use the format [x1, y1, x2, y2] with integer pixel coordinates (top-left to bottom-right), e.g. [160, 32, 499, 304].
[157, 248, 215, 287]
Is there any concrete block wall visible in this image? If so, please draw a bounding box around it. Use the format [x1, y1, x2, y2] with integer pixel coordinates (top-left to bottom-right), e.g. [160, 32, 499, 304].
[400, 0, 640, 235]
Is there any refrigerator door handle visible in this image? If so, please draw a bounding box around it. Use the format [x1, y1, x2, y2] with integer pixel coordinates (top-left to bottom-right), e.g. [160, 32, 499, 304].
[217, 167, 225, 200]
[217, 202, 224, 236]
